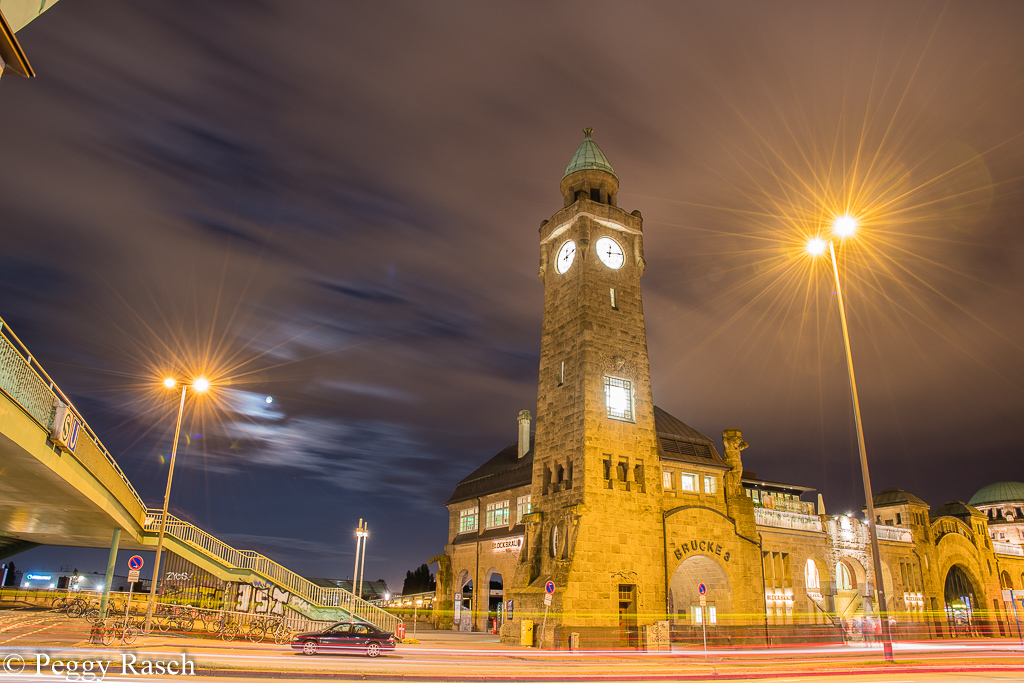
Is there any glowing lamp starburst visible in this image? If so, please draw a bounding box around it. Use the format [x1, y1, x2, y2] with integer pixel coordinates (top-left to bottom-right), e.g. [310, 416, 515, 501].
[806, 238, 827, 256]
[163, 378, 176, 389]
[832, 215, 857, 237]
[193, 377, 210, 393]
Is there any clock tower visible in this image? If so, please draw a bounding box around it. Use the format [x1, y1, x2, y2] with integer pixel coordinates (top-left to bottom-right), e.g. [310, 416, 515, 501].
[513, 128, 665, 645]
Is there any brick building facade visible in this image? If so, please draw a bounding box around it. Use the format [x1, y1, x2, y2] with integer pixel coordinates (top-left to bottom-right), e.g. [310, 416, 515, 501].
[439, 130, 1024, 648]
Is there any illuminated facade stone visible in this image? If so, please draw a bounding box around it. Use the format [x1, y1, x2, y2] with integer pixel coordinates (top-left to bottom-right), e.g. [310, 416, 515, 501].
[440, 130, 1024, 647]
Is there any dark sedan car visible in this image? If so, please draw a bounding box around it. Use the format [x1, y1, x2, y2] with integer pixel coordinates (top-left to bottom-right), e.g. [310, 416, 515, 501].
[291, 621, 396, 657]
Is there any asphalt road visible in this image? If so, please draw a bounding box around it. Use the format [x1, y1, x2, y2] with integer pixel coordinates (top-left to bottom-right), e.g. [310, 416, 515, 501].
[2, 608, 1024, 682]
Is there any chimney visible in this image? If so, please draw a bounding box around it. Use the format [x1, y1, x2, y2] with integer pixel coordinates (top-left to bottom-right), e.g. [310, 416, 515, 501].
[518, 410, 531, 459]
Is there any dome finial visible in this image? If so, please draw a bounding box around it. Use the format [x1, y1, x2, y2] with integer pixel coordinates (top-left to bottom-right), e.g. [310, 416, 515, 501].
[583, 127, 594, 138]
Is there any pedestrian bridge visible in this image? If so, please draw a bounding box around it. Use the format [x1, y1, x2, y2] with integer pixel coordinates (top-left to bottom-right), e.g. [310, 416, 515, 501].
[0, 317, 397, 632]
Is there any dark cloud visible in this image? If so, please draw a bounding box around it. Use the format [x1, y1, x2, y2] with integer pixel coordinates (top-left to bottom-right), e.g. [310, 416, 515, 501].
[4, 0, 1024, 587]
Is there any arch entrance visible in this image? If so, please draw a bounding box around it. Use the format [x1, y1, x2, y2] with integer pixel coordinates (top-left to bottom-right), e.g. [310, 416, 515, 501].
[944, 564, 979, 638]
[454, 570, 473, 631]
[484, 569, 503, 633]
[669, 555, 733, 626]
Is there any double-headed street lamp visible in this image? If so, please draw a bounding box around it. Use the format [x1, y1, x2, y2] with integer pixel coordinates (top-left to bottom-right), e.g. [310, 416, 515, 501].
[807, 217, 894, 662]
[143, 376, 208, 634]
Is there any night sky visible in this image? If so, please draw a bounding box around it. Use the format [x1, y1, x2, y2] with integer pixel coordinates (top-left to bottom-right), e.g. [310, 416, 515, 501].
[3, 1, 1024, 591]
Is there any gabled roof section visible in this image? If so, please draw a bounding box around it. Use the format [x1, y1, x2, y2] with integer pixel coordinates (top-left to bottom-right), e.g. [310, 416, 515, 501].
[0, 9, 35, 78]
[445, 442, 533, 505]
[654, 405, 727, 467]
[563, 127, 617, 179]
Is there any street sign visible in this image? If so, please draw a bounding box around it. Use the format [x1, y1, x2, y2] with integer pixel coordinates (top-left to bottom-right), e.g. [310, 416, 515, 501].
[544, 593, 552, 606]
[698, 583, 706, 595]
[699, 595, 707, 606]
[128, 569, 140, 583]
[545, 581, 555, 594]
[128, 555, 144, 570]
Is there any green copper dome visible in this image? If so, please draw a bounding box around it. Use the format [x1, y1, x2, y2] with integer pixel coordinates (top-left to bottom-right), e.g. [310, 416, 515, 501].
[969, 482, 1024, 507]
[563, 127, 617, 179]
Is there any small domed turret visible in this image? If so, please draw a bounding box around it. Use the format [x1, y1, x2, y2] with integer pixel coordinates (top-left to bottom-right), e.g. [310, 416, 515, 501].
[559, 128, 619, 208]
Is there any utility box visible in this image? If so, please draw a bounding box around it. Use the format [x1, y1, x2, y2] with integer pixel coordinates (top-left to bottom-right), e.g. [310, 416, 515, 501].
[520, 620, 534, 647]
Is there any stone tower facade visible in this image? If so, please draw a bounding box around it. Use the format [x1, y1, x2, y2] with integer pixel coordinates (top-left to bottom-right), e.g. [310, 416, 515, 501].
[511, 128, 665, 645]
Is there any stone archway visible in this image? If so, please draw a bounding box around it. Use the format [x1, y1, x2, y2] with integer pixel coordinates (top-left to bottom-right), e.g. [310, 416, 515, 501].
[944, 564, 979, 638]
[483, 567, 503, 632]
[454, 569, 474, 631]
[669, 555, 733, 626]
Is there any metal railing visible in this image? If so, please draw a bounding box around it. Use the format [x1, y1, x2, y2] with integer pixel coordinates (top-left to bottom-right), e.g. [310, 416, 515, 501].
[0, 318, 147, 522]
[875, 524, 913, 543]
[0, 317, 397, 633]
[754, 508, 823, 532]
[994, 540, 1024, 557]
[144, 512, 399, 633]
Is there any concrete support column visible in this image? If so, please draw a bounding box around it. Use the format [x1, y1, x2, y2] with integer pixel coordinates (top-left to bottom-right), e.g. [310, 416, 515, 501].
[99, 528, 121, 618]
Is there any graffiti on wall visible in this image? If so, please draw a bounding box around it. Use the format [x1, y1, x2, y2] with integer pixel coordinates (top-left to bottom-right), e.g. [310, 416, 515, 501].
[235, 579, 291, 616]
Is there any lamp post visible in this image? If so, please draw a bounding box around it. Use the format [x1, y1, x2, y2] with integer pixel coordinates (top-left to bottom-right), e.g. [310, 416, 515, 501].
[414, 598, 422, 637]
[808, 218, 894, 662]
[143, 376, 208, 634]
[350, 519, 368, 621]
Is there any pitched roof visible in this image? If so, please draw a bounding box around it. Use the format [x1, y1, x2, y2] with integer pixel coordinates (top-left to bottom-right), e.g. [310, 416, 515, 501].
[445, 442, 533, 505]
[563, 127, 617, 179]
[654, 405, 727, 467]
[445, 405, 727, 505]
[930, 500, 982, 521]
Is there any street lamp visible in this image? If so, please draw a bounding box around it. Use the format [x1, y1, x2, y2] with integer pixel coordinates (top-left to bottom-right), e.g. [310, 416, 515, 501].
[143, 376, 208, 634]
[350, 519, 368, 622]
[807, 216, 894, 662]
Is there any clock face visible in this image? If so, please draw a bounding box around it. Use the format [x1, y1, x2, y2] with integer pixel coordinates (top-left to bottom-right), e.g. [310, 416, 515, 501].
[596, 237, 624, 269]
[555, 240, 576, 274]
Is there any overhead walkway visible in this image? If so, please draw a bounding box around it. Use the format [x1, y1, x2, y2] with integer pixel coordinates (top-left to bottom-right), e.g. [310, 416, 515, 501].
[0, 317, 397, 632]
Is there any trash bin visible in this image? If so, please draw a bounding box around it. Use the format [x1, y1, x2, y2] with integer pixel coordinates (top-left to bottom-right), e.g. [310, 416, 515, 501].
[520, 620, 534, 647]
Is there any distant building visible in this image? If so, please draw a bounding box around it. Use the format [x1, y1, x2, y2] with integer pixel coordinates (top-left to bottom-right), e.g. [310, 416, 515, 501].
[439, 130, 1024, 647]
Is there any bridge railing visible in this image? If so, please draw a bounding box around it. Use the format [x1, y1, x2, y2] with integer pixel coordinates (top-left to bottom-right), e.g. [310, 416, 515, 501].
[0, 318, 147, 523]
[145, 512, 399, 633]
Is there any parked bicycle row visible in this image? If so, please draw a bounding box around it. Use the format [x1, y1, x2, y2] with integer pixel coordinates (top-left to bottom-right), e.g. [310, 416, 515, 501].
[48, 594, 324, 645]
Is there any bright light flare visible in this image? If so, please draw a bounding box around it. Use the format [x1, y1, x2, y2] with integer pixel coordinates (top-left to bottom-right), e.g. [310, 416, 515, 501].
[163, 378, 176, 389]
[192, 377, 210, 393]
[806, 238, 827, 256]
[832, 215, 857, 237]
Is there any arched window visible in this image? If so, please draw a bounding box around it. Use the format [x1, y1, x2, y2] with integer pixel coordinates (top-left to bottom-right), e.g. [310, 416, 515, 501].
[804, 558, 820, 592]
[837, 562, 853, 591]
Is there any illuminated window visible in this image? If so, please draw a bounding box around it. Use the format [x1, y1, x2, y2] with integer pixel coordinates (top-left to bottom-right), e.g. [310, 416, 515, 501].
[516, 495, 532, 523]
[837, 562, 853, 591]
[663, 471, 672, 489]
[703, 475, 716, 494]
[680, 473, 696, 492]
[804, 559, 820, 592]
[485, 500, 509, 529]
[604, 376, 634, 421]
[610, 288, 617, 309]
[459, 507, 478, 533]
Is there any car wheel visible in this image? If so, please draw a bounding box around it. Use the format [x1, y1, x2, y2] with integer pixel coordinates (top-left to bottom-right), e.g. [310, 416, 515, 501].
[302, 640, 318, 656]
[366, 642, 380, 657]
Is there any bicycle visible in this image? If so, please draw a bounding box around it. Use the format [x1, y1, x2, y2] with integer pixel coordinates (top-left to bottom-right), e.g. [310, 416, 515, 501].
[100, 616, 140, 646]
[156, 604, 195, 633]
[267, 617, 294, 645]
[246, 616, 271, 643]
[217, 616, 240, 641]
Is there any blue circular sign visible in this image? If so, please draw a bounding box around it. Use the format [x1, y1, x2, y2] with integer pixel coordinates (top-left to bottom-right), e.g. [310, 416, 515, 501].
[698, 583, 706, 595]
[545, 581, 555, 595]
[128, 555, 144, 571]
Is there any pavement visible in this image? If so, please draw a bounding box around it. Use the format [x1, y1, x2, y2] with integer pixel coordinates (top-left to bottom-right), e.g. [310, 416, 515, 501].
[3, 607, 1024, 681]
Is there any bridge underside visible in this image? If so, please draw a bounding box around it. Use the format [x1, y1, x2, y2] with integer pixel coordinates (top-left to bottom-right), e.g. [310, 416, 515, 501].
[0, 430, 146, 551]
